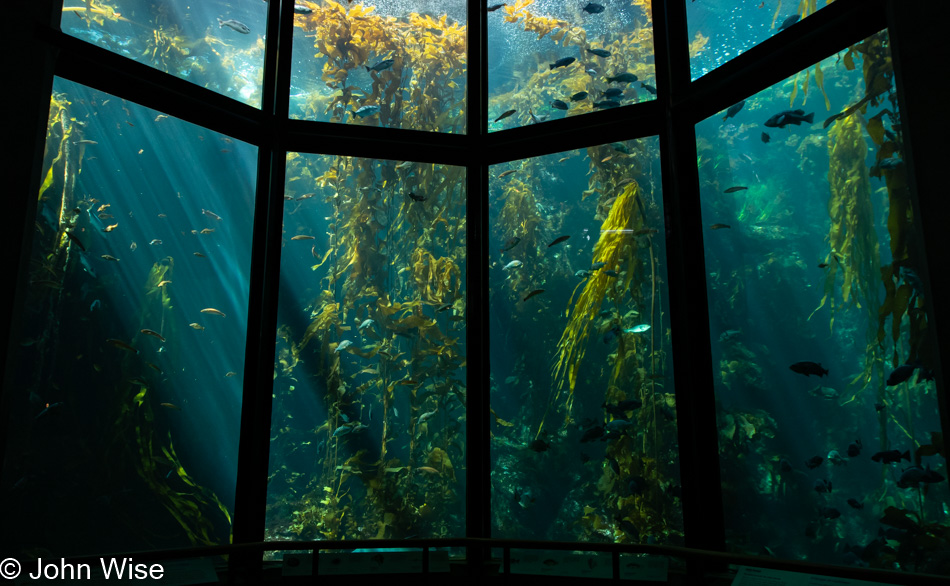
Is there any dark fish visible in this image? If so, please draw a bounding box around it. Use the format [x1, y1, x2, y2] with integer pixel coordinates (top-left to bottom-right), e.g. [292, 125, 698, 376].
[847, 440, 862, 457]
[528, 439, 550, 452]
[407, 192, 427, 202]
[722, 100, 745, 120]
[579, 424, 605, 443]
[593, 100, 621, 109]
[776, 14, 800, 32]
[871, 450, 910, 464]
[818, 263, 829, 268]
[487, 3, 506, 11]
[587, 48, 611, 58]
[583, 2, 605, 14]
[604, 270, 619, 278]
[819, 506, 841, 519]
[548, 235, 570, 247]
[897, 465, 945, 488]
[886, 364, 917, 386]
[603, 324, 622, 343]
[765, 109, 815, 128]
[640, 83, 656, 94]
[366, 59, 395, 72]
[551, 99, 569, 110]
[847, 498, 864, 509]
[603, 399, 642, 417]
[761, 132, 770, 143]
[590, 261, 606, 270]
[602, 87, 623, 99]
[875, 402, 886, 411]
[550, 57, 576, 70]
[65, 231, 87, 251]
[789, 361, 829, 377]
[501, 236, 522, 252]
[724, 186, 748, 193]
[522, 289, 545, 302]
[606, 73, 637, 83]
[710, 223, 731, 230]
[814, 478, 832, 493]
[570, 91, 588, 101]
[494, 109, 516, 122]
[805, 455, 824, 469]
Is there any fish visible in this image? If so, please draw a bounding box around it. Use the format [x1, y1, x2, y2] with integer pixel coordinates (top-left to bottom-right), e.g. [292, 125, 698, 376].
[202, 209, 222, 221]
[522, 289, 545, 302]
[789, 361, 829, 377]
[897, 465, 945, 488]
[814, 478, 832, 493]
[603, 324, 622, 343]
[761, 132, 770, 143]
[640, 82, 656, 94]
[724, 186, 748, 193]
[548, 235, 570, 247]
[487, 3, 506, 11]
[407, 192, 426, 202]
[217, 18, 250, 34]
[870, 449, 910, 464]
[818, 263, 829, 268]
[160, 402, 182, 410]
[188, 323, 205, 330]
[200, 228, 214, 234]
[194, 252, 206, 257]
[150, 239, 162, 245]
[200, 308, 227, 317]
[550, 57, 576, 70]
[498, 169, 517, 178]
[601, 155, 614, 163]
[101, 254, 120, 261]
[587, 48, 610, 58]
[805, 455, 824, 469]
[722, 100, 745, 120]
[886, 364, 917, 386]
[827, 450, 847, 466]
[416, 466, 441, 476]
[65, 231, 87, 251]
[528, 439, 550, 452]
[570, 91, 589, 101]
[97, 204, 111, 213]
[847, 498, 864, 509]
[146, 363, 163, 374]
[494, 109, 516, 122]
[501, 237, 521, 252]
[291, 235, 315, 240]
[140, 329, 166, 342]
[225, 371, 238, 377]
[709, 224, 731, 230]
[819, 507, 841, 519]
[590, 261, 606, 270]
[607, 73, 638, 83]
[579, 424, 605, 443]
[847, 440, 862, 457]
[593, 100, 621, 109]
[106, 339, 138, 353]
[582, 2, 605, 14]
[603, 399, 642, 416]
[103, 223, 119, 232]
[293, 4, 312, 13]
[359, 319, 375, 331]
[776, 14, 800, 32]
[353, 105, 380, 118]
[624, 324, 651, 333]
[335, 340, 353, 353]
[503, 260, 522, 270]
[74, 139, 98, 145]
[809, 385, 839, 400]
[130, 241, 137, 251]
[602, 88, 623, 99]
[366, 59, 395, 72]
[764, 109, 815, 128]
[551, 100, 569, 110]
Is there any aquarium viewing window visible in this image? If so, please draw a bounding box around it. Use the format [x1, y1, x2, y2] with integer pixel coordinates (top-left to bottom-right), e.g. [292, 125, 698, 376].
[3, 0, 950, 584]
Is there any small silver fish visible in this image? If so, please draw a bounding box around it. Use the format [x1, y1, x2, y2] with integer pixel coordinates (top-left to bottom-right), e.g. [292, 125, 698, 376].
[335, 340, 353, 353]
[217, 18, 250, 34]
[358, 319, 375, 331]
[503, 260, 523, 270]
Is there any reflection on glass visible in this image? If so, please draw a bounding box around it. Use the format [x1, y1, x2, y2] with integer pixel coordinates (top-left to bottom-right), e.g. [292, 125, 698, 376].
[289, 1, 467, 133]
[266, 154, 467, 543]
[687, 0, 831, 81]
[698, 30, 949, 571]
[489, 139, 680, 543]
[61, 0, 266, 108]
[488, 0, 656, 131]
[1, 77, 253, 556]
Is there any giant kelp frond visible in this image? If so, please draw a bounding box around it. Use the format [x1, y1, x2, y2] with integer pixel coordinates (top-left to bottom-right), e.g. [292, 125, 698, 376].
[551, 181, 642, 409]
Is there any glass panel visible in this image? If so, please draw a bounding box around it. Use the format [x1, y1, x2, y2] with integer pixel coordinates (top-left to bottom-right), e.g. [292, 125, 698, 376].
[687, 0, 833, 81]
[1, 77, 254, 556]
[289, 1, 467, 133]
[61, 0, 266, 108]
[266, 154, 467, 540]
[488, 0, 656, 132]
[697, 30, 949, 571]
[489, 138, 681, 544]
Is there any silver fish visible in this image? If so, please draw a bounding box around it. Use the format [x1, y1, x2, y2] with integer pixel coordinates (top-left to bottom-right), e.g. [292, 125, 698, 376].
[218, 18, 250, 34]
[335, 340, 353, 353]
